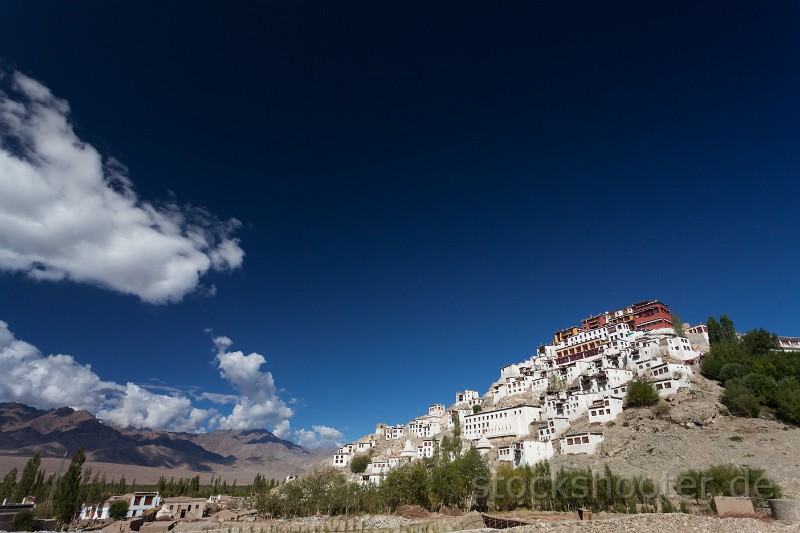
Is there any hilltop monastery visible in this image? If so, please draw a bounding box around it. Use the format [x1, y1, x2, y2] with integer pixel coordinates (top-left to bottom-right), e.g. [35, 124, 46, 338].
[332, 300, 707, 484]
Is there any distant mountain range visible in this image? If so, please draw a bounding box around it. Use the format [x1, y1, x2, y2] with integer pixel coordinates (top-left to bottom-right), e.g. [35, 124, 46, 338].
[0, 402, 332, 477]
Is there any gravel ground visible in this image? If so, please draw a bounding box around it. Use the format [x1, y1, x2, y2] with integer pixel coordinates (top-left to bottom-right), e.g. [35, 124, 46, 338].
[506, 513, 800, 533]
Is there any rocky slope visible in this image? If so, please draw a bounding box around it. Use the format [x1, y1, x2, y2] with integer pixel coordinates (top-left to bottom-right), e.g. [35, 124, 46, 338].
[551, 374, 800, 498]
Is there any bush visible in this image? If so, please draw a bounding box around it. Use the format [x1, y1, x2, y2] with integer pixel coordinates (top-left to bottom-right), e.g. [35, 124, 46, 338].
[719, 363, 750, 383]
[773, 378, 800, 425]
[652, 401, 671, 418]
[625, 380, 659, 407]
[721, 381, 761, 417]
[676, 465, 781, 502]
[109, 499, 130, 520]
[13, 510, 37, 532]
[740, 373, 777, 402]
[350, 454, 370, 474]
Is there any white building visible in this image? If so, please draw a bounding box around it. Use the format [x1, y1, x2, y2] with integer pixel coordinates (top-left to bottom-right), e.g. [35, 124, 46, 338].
[463, 405, 542, 440]
[537, 416, 570, 441]
[559, 432, 604, 455]
[778, 336, 800, 352]
[428, 404, 445, 416]
[80, 492, 161, 520]
[332, 452, 352, 467]
[649, 362, 692, 387]
[588, 397, 623, 424]
[456, 390, 481, 405]
[514, 439, 554, 466]
[407, 414, 442, 438]
[385, 425, 405, 440]
[355, 439, 376, 452]
[498, 445, 514, 462]
[417, 439, 436, 459]
[665, 336, 701, 363]
[360, 460, 390, 485]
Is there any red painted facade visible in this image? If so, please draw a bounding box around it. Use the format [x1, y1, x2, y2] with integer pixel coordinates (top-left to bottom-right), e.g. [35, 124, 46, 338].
[632, 300, 672, 330]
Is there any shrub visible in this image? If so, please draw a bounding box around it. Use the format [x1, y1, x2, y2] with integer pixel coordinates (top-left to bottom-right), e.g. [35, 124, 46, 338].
[774, 378, 800, 425]
[625, 380, 659, 407]
[109, 499, 130, 520]
[350, 454, 370, 474]
[13, 510, 37, 532]
[652, 401, 671, 418]
[740, 373, 777, 402]
[719, 363, 750, 383]
[676, 465, 781, 502]
[721, 381, 761, 417]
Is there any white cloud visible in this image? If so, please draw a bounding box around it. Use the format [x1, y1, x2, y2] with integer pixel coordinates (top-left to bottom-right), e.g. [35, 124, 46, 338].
[97, 383, 212, 433]
[0, 320, 338, 447]
[293, 425, 345, 449]
[0, 72, 244, 304]
[0, 320, 212, 432]
[272, 420, 292, 440]
[213, 336, 294, 430]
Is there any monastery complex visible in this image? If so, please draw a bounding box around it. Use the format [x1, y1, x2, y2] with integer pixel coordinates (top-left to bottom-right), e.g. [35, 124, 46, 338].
[332, 300, 709, 484]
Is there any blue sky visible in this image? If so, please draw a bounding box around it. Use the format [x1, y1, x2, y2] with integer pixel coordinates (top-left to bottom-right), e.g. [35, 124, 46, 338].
[0, 1, 798, 447]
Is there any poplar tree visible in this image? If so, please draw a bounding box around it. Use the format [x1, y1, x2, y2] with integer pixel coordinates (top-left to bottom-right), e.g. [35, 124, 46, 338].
[720, 314, 737, 344]
[0, 468, 17, 503]
[707, 316, 723, 345]
[53, 447, 85, 525]
[13, 453, 41, 503]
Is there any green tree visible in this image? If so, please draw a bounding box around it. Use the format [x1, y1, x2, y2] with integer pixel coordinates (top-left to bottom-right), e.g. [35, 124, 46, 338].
[472, 404, 482, 414]
[719, 314, 737, 344]
[109, 499, 130, 520]
[671, 313, 685, 337]
[350, 454, 370, 474]
[721, 381, 761, 417]
[707, 316, 723, 345]
[53, 447, 85, 525]
[742, 328, 780, 356]
[773, 378, 800, 425]
[0, 468, 17, 503]
[740, 373, 778, 402]
[457, 447, 490, 510]
[430, 460, 463, 509]
[625, 380, 659, 407]
[380, 461, 430, 510]
[14, 453, 41, 503]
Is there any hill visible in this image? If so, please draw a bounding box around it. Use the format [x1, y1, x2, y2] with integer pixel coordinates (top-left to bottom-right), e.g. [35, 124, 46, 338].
[0, 402, 332, 481]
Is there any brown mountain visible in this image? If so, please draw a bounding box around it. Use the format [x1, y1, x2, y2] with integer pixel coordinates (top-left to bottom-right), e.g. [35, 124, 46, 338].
[0, 403, 333, 478]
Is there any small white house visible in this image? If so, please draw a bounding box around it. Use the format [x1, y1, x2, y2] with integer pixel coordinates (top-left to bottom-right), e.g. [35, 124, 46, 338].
[559, 432, 604, 455]
[588, 397, 623, 424]
[665, 336, 701, 363]
[417, 439, 436, 459]
[80, 492, 161, 520]
[332, 452, 352, 467]
[385, 425, 405, 440]
[537, 417, 570, 441]
[497, 445, 514, 462]
[428, 404, 445, 416]
[514, 440, 554, 466]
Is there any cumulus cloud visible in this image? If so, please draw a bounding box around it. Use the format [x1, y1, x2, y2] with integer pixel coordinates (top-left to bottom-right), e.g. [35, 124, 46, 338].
[213, 336, 294, 431]
[293, 425, 345, 449]
[0, 320, 212, 432]
[0, 320, 343, 445]
[0, 72, 244, 304]
[0, 320, 116, 411]
[97, 383, 212, 433]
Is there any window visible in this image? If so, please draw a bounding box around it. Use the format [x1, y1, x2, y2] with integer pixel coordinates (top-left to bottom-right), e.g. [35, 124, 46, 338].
[582, 436, 589, 444]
